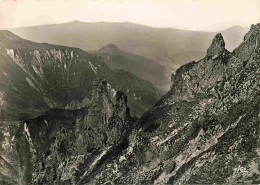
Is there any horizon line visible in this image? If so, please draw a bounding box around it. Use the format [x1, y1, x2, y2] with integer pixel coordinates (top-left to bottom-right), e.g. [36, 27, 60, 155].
[4, 20, 250, 33]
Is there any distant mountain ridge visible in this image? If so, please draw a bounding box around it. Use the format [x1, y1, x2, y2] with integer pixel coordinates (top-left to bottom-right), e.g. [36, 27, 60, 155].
[9, 22, 249, 89]
[221, 25, 250, 50]
[96, 43, 169, 92]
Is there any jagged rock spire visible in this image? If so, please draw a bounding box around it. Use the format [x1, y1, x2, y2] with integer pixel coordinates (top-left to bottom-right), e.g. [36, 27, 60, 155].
[206, 33, 227, 58]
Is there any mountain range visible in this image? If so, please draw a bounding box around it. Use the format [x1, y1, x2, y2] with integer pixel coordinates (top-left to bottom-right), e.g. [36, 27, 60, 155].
[9, 22, 249, 91]
[0, 30, 160, 119]
[0, 23, 259, 184]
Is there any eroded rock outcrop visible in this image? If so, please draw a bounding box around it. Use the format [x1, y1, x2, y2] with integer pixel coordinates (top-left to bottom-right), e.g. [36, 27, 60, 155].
[206, 33, 229, 58]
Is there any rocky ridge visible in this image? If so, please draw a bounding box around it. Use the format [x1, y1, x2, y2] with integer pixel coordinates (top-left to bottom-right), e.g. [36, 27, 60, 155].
[87, 24, 260, 184]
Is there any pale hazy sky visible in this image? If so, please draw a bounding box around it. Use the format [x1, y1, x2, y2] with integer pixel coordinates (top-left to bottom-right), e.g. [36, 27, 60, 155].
[0, 0, 259, 31]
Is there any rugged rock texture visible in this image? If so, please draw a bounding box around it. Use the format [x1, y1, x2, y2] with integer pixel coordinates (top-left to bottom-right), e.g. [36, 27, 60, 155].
[206, 33, 228, 58]
[84, 26, 259, 184]
[0, 24, 260, 184]
[0, 80, 135, 184]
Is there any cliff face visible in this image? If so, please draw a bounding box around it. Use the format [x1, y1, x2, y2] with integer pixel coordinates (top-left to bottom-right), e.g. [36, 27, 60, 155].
[0, 24, 260, 184]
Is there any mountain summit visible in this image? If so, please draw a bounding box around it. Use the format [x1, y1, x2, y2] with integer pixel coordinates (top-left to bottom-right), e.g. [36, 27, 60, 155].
[98, 43, 124, 55]
[97, 43, 169, 92]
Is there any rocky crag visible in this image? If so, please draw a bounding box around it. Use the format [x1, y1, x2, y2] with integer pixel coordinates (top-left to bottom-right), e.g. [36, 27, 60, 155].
[1, 24, 260, 184]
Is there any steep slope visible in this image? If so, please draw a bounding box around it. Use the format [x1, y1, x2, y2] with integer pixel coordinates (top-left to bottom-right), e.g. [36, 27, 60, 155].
[97, 43, 169, 92]
[9, 22, 247, 86]
[85, 24, 260, 184]
[0, 31, 160, 119]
